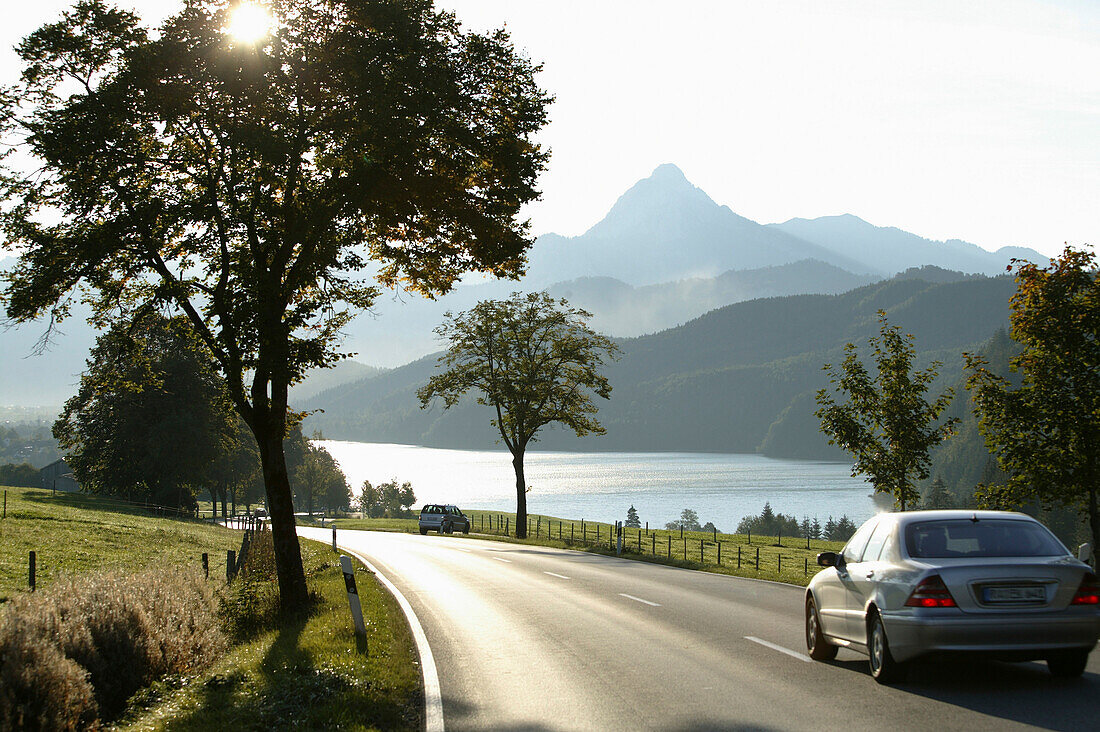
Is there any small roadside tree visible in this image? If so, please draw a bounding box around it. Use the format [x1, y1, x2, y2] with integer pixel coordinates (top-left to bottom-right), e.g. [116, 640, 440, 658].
[815, 311, 958, 510]
[965, 247, 1100, 558]
[625, 505, 641, 528]
[418, 293, 619, 538]
[1, 0, 550, 609]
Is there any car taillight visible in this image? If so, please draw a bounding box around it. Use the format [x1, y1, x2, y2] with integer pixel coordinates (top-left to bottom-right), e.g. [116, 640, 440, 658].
[1071, 573, 1100, 606]
[905, 575, 958, 608]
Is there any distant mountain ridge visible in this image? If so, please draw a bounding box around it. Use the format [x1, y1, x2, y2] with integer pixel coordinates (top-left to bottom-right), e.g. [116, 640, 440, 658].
[0, 165, 1049, 408]
[524, 164, 870, 285]
[524, 164, 1045, 287]
[769, 214, 1040, 277]
[303, 270, 1017, 458]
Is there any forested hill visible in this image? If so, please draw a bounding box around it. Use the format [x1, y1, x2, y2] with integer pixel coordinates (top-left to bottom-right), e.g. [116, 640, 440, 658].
[303, 271, 1017, 458]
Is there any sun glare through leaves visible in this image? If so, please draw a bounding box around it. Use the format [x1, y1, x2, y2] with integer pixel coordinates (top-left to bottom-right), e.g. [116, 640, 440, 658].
[226, 3, 273, 44]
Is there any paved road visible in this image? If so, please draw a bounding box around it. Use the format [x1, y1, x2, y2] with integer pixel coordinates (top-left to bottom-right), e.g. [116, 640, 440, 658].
[298, 528, 1099, 731]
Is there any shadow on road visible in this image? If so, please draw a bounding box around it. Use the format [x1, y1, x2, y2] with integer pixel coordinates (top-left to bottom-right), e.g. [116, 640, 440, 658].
[826, 655, 1097, 731]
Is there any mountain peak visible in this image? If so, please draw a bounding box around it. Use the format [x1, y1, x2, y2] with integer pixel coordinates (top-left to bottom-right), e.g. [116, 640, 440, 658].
[648, 163, 688, 183]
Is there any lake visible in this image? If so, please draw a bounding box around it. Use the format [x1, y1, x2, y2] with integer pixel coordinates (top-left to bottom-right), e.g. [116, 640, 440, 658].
[317, 440, 878, 531]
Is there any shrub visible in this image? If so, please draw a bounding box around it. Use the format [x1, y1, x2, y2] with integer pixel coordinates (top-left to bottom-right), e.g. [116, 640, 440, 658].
[0, 568, 224, 727]
[217, 530, 280, 639]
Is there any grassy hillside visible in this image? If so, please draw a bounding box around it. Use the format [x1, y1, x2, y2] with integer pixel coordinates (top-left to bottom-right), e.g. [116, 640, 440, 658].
[0, 486, 240, 602]
[304, 271, 1016, 458]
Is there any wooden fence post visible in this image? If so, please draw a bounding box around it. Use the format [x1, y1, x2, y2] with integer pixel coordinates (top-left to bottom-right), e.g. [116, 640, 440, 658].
[755, 547, 760, 571]
[227, 550, 237, 581]
[738, 545, 742, 569]
[29, 551, 36, 592]
[202, 552, 209, 579]
[717, 541, 722, 565]
[700, 539, 704, 563]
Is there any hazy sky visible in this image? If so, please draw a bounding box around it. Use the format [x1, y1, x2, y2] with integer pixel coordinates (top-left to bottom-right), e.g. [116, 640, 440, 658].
[4, 1, 1097, 257]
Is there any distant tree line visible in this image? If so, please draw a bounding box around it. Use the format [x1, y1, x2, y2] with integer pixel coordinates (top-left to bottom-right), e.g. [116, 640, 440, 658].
[0, 462, 41, 488]
[0, 424, 61, 469]
[736, 502, 857, 542]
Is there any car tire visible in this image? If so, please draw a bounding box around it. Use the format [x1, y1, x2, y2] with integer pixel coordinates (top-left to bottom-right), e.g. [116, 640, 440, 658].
[868, 611, 906, 684]
[441, 520, 452, 534]
[419, 527, 428, 535]
[1047, 649, 1089, 678]
[462, 523, 470, 534]
[806, 596, 838, 661]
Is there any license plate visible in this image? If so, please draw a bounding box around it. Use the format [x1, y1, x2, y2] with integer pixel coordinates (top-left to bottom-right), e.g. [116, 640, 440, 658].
[983, 586, 1045, 603]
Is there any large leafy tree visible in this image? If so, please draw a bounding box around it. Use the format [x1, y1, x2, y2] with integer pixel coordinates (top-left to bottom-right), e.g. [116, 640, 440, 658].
[0, 0, 549, 608]
[965, 247, 1100, 559]
[54, 315, 237, 509]
[815, 311, 958, 510]
[418, 293, 618, 538]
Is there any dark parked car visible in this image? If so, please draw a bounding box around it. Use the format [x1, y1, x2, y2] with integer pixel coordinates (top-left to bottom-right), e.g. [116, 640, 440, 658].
[806, 510, 1100, 683]
[419, 504, 471, 535]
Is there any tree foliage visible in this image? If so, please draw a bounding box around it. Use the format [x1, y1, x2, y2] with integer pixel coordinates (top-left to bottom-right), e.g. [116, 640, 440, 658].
[965, 247, 1100, 558]
[815, 311, 958, 510]
[1, 0, 549, 608]
[292, 442, 349, 515]
[357, 479, 416, 518]
[53, 316, 236, 508]
[418, 292, 618, 538]
[625, 505, 641, 529]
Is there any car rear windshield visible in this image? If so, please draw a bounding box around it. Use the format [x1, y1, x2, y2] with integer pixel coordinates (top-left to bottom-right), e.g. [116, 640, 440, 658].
[906, 519, 1067, 558]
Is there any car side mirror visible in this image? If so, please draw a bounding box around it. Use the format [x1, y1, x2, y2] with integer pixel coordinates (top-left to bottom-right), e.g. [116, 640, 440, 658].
[817, 551, 840, 568]
[1079, 543, 1094, 565]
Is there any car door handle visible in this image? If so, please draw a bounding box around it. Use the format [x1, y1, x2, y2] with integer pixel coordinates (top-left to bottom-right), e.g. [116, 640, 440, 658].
[865, 571, 875, 578]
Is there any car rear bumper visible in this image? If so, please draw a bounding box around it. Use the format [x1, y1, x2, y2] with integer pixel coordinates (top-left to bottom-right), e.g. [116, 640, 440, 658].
[884, 610, 1100, 662]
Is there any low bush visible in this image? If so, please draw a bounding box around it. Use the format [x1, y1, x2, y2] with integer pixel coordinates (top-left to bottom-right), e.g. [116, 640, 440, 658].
[0, 568, 224, 728]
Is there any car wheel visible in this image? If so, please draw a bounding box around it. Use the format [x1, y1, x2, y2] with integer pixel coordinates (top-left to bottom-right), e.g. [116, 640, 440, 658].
[1047, 649, 1089, 678]
[441, 520, 452, 534]
[419, 527, 428, 535]
[806, 596, 837, 661]
[868, 611, 906, 684]
[462, 523, 470, 534]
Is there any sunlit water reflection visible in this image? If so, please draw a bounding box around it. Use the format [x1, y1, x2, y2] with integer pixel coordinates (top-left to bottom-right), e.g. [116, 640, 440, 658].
[316, 440, 877, 531]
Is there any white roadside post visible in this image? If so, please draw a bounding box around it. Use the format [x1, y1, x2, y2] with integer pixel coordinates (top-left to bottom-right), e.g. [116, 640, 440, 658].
[332, 525, 337, 552]
[616, 520, 623, 556]
[340, 555, 368, 640]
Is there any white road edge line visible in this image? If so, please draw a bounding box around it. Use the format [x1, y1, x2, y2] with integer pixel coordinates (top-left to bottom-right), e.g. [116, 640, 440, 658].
[619, 593, 661, 607]
[543, 571, 571, 580]
[745, 636, 812, 663]
[342, 546, 445, 732]
[492, 557, 512, 563]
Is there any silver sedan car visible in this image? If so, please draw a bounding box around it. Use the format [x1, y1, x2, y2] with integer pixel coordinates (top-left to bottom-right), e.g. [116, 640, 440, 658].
[805, 510, 1100, 683]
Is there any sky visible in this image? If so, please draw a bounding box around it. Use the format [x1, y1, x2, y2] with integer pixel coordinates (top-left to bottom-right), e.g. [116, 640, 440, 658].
[3, 1, 1097, 258]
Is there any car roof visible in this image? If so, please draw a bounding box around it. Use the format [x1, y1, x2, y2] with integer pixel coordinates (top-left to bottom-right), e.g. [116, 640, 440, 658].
[873, 509, 1035, 529]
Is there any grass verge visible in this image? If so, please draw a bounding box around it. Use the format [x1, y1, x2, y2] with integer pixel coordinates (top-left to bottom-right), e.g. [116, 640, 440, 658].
[0, 485, 422, 730]
[333, 510, 845, 586]
[117, 538, 421, 731]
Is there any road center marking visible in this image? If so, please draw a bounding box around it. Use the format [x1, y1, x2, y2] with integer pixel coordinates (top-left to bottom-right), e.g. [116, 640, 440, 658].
[619, 593, 660, 607]
[544, 571, 571, 580]
[451, 547, 471, 553]
[745, 636, 811, 663]
[492, 557, 512, 563]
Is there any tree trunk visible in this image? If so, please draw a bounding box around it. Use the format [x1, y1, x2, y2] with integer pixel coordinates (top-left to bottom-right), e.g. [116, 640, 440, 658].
[512, 449, 527, 539]
[255, 421, 309, 610]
